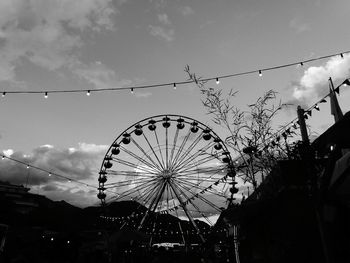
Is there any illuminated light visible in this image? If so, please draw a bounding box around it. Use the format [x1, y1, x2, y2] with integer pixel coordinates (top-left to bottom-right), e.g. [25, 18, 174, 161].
[51, 237, 54, 241]
[68, 179, 71, 183]
[67, 240, 70, 244]
[130, 88, 134, 94]
[314, 105, 320, 111]
[87, 90, 91, 96]
[44, 92, 48, 99]
[2, 92, 5, 97]
[173, 83, 176, 89]
[49, 173, 52, 177]
[216, 77, 220, 84]
[26, 165, 30, 169]
[343, 79, 350, 86]
[258, 70, 262, 77]
[1, 156, 4, 160]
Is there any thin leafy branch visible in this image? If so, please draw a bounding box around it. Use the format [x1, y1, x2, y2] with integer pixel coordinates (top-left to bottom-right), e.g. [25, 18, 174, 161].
[185, 66, 297, 190]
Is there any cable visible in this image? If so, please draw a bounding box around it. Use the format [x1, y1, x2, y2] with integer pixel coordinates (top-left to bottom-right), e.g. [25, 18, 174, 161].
[1, 51, 349, 96]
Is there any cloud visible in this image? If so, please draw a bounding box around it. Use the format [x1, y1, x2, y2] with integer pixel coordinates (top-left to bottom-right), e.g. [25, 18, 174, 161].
[0, 143, 108, 187]
[289, 18, 310, 33]
[2, 149, 14, 157]
[291, 54, 350, 105]
[179, 6, 194, 16]
[149, 0, 167, 9]
[36, 184, 100, 207]
[0, 0, 116, 83]
[73, 61, 133, 89]
[148, 25, 174, 42]
[157, 13, 171, 25]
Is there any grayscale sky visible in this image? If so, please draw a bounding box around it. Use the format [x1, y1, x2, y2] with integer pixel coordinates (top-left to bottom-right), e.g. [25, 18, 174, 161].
[0, 0, 350, 208]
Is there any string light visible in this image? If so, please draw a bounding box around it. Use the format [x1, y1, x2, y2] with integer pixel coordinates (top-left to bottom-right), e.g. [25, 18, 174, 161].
[343, 79, 350, 86]
[173, 83, 176, 89]
[216, 78, 220, 84]
[300, 62, 304, 66]
[49, 173, 52, 177]
[2, 92, 5, 97]
[0, 50, 348, 97]
[2, 156, 4, 160]
[27, 165, 30, 169]
[130, 88, 134, 94]
[87, 90, 91, 96]
[44, 92, 48, 99]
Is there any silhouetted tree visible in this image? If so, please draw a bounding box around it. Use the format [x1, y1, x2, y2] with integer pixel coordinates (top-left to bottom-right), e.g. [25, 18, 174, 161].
[185, 66, 296, 190]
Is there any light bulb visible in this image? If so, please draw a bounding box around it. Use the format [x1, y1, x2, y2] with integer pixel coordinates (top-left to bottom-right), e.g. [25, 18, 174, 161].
[130, 88, 134, 94]
[87, 90, 90, 96]
[44, 92, 48, 99]
[258, 70, 262, 77]
[173, 83, 176, 89]
[2, 92, 5, 97]
[27, 165, 30, 169]
[49, 173, 52, 177]
[216, 78, 220, 84]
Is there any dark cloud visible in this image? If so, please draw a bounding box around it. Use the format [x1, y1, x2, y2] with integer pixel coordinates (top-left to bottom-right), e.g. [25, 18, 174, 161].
[0, 143, 107, 187]
[40, 184, 59, 192]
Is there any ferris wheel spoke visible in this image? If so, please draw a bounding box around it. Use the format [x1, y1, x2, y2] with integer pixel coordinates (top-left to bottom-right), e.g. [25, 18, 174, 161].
[175, 165, 226, 177]
[112, 177, 161, 200]
[148, 180, 167, 212]
[173, 142, 216, 172]
[173, 177, 210, 193]
[107, 169, 159, 177]
[169, 128, 179, 167]
[175, 178, 227, 199]
[142, 132, 165, 170]
[175, 181, 222, 212]
[165, 125, 169, 169]
[104, 176, 157, 187]
[176, 166, 224, 183]
[113, 184, 160, 204]
[120, 145, 160, 172]
[131, 138, 163, 172]
[170, 128, 192, 169]
[168, 180, 205, 242]
[154, 130, 166, 169]
[173, 182, 215, 226]
[171, 132, 205, 171]
[135, 180, 164, 205]
[176, 154, 219, 174]
[111, 157, 157, 174]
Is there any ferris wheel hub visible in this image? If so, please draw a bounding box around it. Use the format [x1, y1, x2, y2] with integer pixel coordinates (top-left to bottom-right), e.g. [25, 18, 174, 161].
[160, 169, 175, 178]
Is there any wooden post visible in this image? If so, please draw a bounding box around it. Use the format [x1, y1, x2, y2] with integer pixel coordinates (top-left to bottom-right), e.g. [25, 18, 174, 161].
[297, 106, 309, 144]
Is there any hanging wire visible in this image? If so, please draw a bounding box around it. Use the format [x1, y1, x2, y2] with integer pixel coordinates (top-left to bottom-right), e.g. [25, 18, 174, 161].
[0, 51, 349, 96]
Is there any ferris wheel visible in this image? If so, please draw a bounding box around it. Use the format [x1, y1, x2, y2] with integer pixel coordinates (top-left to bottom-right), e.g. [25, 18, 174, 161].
[97, 114, 238, 242]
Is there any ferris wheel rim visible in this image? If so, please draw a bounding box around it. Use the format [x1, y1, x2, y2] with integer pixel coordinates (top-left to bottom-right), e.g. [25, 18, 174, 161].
[98, 114, 234, 206]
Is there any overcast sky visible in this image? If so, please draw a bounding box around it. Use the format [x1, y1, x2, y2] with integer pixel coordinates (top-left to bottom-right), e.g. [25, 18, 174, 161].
[0, 0, 350, 208]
